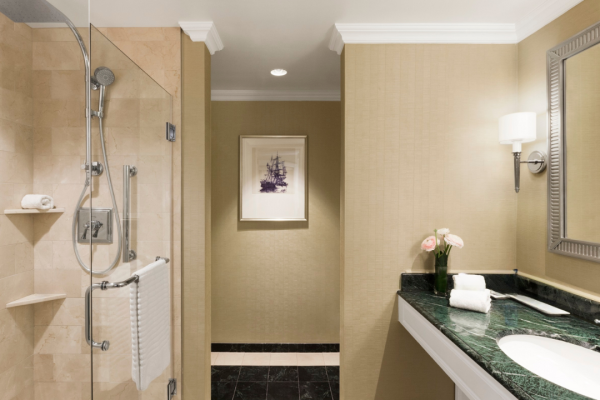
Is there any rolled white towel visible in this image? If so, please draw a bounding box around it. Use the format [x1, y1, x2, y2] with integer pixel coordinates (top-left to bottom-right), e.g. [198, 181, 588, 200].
[449, 289, 491, 314]
[21, 194, 54, 210]
[453, 273, 486, 291]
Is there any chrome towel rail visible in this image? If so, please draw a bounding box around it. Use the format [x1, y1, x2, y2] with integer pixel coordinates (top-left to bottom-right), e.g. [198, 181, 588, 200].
[85, 256, 170, 351]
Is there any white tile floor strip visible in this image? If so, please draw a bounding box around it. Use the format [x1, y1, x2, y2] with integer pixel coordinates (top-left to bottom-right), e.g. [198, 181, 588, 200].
[212, 352, 244, 366]
[323, 352, 340, 366]
[297, 353, 325, 366]
[242, 353, 271, 366]
[270, 353, 298, 366]
[211, 352, 340, 366]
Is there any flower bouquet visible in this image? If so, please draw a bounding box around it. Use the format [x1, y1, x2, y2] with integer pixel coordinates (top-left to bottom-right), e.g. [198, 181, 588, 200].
[421, 228, 464, 296]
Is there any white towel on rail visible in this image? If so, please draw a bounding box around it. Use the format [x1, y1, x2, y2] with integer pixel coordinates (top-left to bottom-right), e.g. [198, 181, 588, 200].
[21, 194, 54, 210]
[130, 259, 170, 391]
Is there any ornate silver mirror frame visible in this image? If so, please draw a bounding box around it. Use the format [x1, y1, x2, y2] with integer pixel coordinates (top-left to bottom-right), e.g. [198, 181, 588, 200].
[547, 21, 600, 262]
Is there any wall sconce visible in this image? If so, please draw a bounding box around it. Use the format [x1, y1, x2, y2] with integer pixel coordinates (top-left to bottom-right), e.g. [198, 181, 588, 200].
[499, 112, 547, 193]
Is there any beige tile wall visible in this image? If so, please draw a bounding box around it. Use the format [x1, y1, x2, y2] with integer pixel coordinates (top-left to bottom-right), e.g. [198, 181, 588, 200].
[211, 101, 341, 344]
[341, 43, 519, 400]
[29, 26, 181, 399]
[517, 0, 600, 297]
[0, 13, 35, 400]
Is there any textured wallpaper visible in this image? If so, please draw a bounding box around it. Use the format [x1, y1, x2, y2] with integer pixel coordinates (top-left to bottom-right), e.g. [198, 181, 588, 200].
[211, 101, 341, 344]
[341, 43, 519, 400]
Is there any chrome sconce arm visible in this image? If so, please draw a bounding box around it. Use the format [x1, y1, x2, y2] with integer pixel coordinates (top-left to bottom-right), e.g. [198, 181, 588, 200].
[512, 150, 547, 193]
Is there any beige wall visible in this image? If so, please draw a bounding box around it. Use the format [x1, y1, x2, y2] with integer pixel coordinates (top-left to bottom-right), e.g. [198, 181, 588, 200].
[0, 13, 35, 400]
[517, 0, 600, 297]
[341, 43, 518, 399]
[181, 35, 211, 399]
[211, 102, 341, 344]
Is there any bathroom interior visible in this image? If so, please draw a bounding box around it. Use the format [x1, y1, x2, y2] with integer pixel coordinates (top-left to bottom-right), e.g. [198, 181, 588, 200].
[1, 0, 600, 399]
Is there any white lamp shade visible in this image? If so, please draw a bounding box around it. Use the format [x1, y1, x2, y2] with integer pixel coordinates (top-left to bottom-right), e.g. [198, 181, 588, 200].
[499, 112, 536, 151]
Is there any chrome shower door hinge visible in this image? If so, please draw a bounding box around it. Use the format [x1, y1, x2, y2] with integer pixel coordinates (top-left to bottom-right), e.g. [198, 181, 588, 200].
[167, 378, 177, 400]
[166, 122, 176, 142]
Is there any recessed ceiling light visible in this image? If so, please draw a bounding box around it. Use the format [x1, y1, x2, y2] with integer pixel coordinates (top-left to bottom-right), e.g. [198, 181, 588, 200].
[271, 69, 287, 76]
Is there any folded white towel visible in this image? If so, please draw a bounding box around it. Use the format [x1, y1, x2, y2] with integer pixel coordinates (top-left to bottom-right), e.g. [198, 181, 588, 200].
[449, 289, 492, 314]
[453, 273, 486, 291]
[130, 259, 170, 391]
[21, 194, 54, 210]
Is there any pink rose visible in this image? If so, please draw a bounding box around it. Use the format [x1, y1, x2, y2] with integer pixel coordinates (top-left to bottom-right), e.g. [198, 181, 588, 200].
[445, 234, 464, 249]
[421, 236, 437, 252]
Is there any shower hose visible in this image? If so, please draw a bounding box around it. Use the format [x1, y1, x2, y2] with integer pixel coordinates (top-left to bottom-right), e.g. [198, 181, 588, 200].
[72, 116, 123, 276]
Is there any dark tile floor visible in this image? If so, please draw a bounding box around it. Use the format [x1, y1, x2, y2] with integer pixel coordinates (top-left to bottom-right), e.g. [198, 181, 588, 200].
[211, 365, 339, 400]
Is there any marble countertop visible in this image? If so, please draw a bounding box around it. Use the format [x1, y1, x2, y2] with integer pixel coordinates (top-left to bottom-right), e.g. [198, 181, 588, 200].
[398, 290, 600, 400]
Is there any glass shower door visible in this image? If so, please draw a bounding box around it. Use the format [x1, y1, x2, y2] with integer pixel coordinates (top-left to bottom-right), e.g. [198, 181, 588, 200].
[88, 25, 174, 399]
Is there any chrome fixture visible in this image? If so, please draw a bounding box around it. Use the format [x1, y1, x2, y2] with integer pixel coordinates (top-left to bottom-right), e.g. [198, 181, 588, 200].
[85, 256, 170, 351]
[85, 275, 138, 351]
[123, 165, 137, 262]
[499, 112, 547, 193]
[166, 122, 176, 142]
[77, 208, 113, 244]
[91, 67, 115, 118]
[72, 66, 124, 275]
[167, 379, 177, 400]
[80, 161, 104, 176]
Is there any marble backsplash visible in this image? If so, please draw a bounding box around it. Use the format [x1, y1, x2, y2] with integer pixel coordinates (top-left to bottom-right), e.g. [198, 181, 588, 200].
[400, 272, 600, 323]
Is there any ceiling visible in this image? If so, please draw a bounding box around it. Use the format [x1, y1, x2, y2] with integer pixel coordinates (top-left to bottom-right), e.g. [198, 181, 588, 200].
[50, 0, 580, 93]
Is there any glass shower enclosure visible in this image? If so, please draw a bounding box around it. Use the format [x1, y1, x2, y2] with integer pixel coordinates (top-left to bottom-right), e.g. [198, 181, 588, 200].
[0, 0, 176, 398]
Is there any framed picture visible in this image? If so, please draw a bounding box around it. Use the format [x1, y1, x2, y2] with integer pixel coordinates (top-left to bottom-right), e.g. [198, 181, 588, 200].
[239, 135, 307, 221]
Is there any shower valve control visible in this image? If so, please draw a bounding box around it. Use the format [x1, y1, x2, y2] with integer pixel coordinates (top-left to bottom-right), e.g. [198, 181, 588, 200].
[77, 208, 113, 244]
[81, 161, 104, 176]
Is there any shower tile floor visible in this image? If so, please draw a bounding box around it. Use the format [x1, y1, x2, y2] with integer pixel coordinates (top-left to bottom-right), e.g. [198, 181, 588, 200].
[211, 353, 340, 399]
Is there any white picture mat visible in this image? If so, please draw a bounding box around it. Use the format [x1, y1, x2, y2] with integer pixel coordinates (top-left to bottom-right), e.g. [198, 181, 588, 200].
[240, 136, 306, 220]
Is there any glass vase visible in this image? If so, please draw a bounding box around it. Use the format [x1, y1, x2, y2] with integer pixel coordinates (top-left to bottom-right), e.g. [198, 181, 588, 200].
[434, 253, 449, 296]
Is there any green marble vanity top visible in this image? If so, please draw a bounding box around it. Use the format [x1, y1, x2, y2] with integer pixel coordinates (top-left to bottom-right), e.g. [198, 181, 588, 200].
[398, 290, 600, 400]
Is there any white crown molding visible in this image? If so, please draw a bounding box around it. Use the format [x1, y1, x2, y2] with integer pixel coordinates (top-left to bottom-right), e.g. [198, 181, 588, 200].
[179, 21, 224, 55]
[516, 0, 583, 41]
[330, 0, 585, 55]
[211, 90, 340, 101]
[329, 23, 518, 54]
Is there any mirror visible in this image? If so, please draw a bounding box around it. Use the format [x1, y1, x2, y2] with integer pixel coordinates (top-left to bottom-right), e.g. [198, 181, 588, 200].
[565, 44, 600, 243]
[547, 21, 600, 262]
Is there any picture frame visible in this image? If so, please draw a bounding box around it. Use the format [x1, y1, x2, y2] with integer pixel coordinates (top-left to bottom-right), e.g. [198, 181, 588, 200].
[239, 135, 308, 221]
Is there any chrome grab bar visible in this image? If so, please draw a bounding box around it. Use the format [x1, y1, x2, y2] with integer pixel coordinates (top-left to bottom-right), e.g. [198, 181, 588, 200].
[85, 256, 170, 351]
[123, 165, 137, 262]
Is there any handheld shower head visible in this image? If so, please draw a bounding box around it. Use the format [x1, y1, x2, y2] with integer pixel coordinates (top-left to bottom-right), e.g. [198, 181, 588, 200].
[94, 67, 115, 87]
[93, 67, 115, 116]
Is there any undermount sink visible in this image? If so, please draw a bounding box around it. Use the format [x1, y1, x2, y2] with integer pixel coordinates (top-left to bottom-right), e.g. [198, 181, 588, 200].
[498, 335, 600, 399]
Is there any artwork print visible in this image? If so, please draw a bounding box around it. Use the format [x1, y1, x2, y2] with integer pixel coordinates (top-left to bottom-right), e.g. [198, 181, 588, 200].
[260, 153, 288, 193]
[240, 136, 307, 221]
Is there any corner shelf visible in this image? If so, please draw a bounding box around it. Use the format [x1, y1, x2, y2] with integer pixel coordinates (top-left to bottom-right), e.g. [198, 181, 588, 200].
[4, 208, 65, 215]
[6, 293, 67, 308]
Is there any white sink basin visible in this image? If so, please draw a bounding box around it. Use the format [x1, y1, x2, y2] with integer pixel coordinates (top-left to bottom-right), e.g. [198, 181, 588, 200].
[498, 335, 600, 399]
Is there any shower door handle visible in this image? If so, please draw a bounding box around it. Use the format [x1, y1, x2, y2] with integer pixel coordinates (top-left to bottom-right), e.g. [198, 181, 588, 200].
[85, 275, 139, 352]
[85, 283, 110, 351]
[123, 165, 137, 262]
